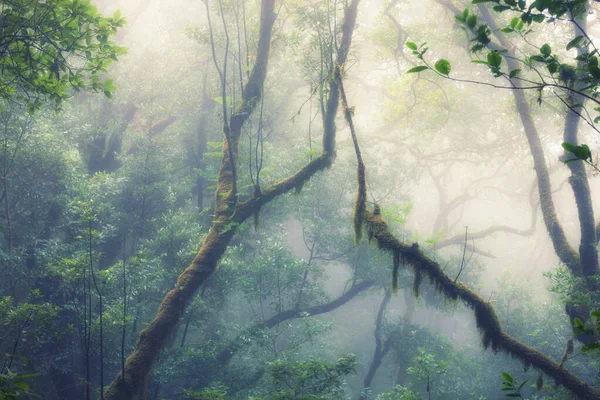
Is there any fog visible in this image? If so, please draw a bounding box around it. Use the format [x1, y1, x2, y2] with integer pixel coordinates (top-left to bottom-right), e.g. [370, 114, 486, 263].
[1, 0, 600, 399]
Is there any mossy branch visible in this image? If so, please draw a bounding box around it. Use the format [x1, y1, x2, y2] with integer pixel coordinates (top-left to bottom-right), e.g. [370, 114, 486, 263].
[104, 2, 362, 399]
[236, 0, 361, 223]
[104, 2, 278, 399]
[363, 209, 600, 399]
[339, 67, 367, 246]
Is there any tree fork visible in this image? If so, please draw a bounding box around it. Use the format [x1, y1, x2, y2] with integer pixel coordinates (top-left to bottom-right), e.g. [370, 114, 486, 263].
[103, 1, 362, 398]
[103, 1, 276, 397]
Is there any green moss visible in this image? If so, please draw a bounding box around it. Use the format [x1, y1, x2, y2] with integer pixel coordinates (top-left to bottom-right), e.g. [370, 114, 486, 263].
[361, 202, 600, 398]
[353, 157, 367, 246]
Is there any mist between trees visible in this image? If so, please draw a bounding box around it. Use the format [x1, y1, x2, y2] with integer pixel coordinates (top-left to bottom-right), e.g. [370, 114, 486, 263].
[1, 0, 600, 399]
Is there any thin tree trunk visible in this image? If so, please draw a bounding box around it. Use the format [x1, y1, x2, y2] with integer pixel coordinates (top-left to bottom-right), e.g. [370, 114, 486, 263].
[361, 289, 392, 397]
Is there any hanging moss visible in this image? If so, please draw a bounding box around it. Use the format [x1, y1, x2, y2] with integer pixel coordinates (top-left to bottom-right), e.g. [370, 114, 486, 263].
[392, 250, 400, 293]
[473, 300, 503, 351]
[359, 209, 600, 399]
[413, 268, 422, 298]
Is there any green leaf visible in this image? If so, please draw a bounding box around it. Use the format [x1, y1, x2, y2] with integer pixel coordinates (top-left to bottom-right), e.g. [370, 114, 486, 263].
[467, 14, 477, 28]
[487, 51, 502, 68]
[406, 41, 418, 50]
[531, 13, 545, 22]
[472, 60, 488, 64]
[509, 68, 521, 78]
[510, 17, 519, 27]
[518, 379, 529, 390]
[406, 66, 429, 74]
[529, 55, 546, 62]
[502, 372, 514, 383]
[567, 36, 585, 50]
[434, 59, 451, 75]
[493, 5, 511, 11]
[563, 143, 592, 162]
[540, 43, 552, 56]
[547, 62, 559, 74]
[501, 27, 514, 33]
[562, 142, 577, 153]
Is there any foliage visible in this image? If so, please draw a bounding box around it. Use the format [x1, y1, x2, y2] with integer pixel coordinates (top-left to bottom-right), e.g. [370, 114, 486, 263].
[500, 371, 527, 399]
[254, 355, 357, 400]
[182, 386, 227, 400]
[406, 0, 600, 158]
[376, 385, 421, 400]
[574, 310, 600, 352]
[0, 370, 39, 399]
[0, 0, 126, 111]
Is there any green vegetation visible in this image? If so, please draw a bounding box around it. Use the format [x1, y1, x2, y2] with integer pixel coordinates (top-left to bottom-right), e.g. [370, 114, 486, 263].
[0, 0, 599, 399]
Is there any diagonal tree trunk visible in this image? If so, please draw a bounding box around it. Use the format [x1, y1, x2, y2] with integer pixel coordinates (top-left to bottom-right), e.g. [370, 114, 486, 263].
[103, 1, 361, 398]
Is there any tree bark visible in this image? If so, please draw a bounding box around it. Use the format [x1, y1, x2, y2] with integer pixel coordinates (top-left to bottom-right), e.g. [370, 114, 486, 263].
[103, 1, 361, 398]
[103, 2, 277, 397]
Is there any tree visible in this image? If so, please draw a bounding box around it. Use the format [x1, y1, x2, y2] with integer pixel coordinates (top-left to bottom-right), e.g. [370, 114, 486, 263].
[104, 1, 361, 398]
[405, 0, 600, 341]
[0, 0, 126, 111]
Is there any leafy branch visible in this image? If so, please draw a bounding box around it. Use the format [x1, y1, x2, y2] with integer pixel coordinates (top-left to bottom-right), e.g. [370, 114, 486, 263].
[501, 371, 528, 398]
[562, 142, 600, 173]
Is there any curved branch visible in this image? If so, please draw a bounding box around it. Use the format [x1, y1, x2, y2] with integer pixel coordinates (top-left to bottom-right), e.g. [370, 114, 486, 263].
[216, 280, 375, 365]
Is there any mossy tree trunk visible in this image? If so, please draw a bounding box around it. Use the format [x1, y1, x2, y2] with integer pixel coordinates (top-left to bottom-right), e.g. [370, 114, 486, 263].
[339, 68, 600, 397]
[103, 1, 361, 398]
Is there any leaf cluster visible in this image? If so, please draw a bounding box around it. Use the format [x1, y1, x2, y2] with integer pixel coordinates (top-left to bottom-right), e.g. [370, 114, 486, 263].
[0, 0, 127, 111]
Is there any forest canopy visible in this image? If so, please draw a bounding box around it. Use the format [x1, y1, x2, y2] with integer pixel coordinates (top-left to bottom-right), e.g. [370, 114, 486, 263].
[1, 0, 600, 400]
